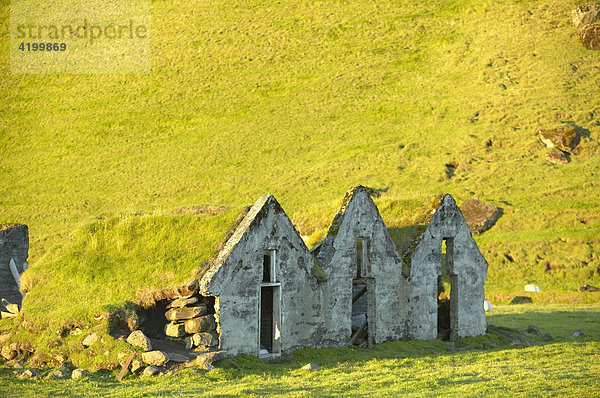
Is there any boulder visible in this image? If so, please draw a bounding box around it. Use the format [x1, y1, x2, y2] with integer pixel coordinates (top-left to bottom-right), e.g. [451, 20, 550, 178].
[184, 315, 216, 334]
[1, 343, 17, 361]
[546, 148, 570, 165]
[18, 368, 40, 379]
[131, 359, 144, 374]
[525, 284, 542, 293]
[570, 329, 584, 337]
[191, 332, 219, 348]
[165, 322, 186, 338]
[571, 4, 600, 28]
[510, 296, 533, 305]
[141, 351, 169, 367]
[126, 330, 152, 351]
[71, 368, 90, 380]
[165, 305, 208, 321]
[541, 333, 554, 341]
[301, 363, 321, 371]
[579, 23, 600, 50]
[527, 325, 541, 335]
[0, 332, 12, 345]
[195, 350, 227, 366]
[142, 365, 161, 377]
[578, 284, 600, 292]
[484, 300, 493, 312]
[167, 296, 198, 309]
[459, 199, 501, 234]
[82, 333, 98, 348]
[45, 368, 70, 380]
[538, 126, 581, 154]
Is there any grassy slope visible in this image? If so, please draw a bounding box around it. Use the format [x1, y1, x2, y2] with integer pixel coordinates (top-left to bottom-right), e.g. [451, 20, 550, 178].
[1, 304, 599, 397]
[2, 0, 600, 303]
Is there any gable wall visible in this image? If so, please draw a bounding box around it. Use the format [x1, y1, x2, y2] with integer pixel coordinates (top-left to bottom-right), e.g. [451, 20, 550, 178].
[202, 198, 323, 356]
[407, 195, 488, 339]
[317, 189, 408, 344]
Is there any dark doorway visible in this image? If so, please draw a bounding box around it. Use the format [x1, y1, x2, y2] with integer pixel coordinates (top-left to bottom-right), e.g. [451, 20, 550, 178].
[142, 299, 169, 339]
[260, 286, 274, 352]
[438, 237, 458, 340]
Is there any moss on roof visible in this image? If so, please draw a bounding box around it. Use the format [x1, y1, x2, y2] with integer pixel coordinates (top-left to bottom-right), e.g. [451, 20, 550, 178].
[21, 208, 245, 329]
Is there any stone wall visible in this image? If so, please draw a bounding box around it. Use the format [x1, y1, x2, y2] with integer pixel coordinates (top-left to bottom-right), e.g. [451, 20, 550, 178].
[0, 224, 29, 311]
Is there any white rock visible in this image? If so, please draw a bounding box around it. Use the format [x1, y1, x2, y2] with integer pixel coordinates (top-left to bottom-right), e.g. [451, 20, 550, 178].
[301, 363, 320, 371]
[524, 284, 542, 293]
[71, 368, 90, 380]
[142, 365, 161, 377]
[484, 300, 493, 312]
[82, 333, 98, 347]
[141, 350, 169, 366]
[127, 330, 152, 351]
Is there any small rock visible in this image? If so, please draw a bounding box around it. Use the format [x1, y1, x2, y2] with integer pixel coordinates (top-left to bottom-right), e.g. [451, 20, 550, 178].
[131, 359, 144, 374]
[167, 296, 199, 309]
[1, 344, 17, 361]
[546, 148, 570, 165]
[301, 363, 321, 371]
[165, 322, 186, 338]
[522, 340, 534, 347]
[46, 368, 70, 380]
[527, 325, 541, 335]
[579, 23, 600, 50]
[571, 4, 600, 28]
[204, 363, 215, 371]
[524, 284, 542, 293]
[141, 351, 169, 367]
[460, 199, 502, 234]
[578, 284, 600, 292]
[484, 300, 493, 312]
[541, 333, 554, 341]
[142, 365, 161, 377]
[13, 359, 25, 369]
[166, 352, 190, 362]
[18, 368, 40, 379]
[126, 330, 152, 351]
[538, 126, 581, 154]
[510, 296, 533, 305]
[570, 329, 584, 338]
[165, 305, 208, 321]
[0, 332, 11, 345]
[71, 368, 89, 380]
[195, 350, 227, 366]
[82, 333, 98, 348]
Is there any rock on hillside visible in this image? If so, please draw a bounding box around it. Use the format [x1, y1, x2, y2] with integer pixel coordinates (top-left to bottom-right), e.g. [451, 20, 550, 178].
[571, 4, 600, 28]
[538, 126, 581, 154]
[579, 23, 600, 50]
[459, 199, 501, 234]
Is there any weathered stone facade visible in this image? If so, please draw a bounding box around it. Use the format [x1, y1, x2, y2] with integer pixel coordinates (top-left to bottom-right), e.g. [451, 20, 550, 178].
[315, 186, 407, 345]
[0, 224, 29, 312]
[404, 195, 488, 340]
[199, 195, 324, 357]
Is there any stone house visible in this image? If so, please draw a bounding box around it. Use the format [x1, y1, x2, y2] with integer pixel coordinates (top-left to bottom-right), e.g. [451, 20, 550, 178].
[197, 194, 324, 357]
[403, 194, 488, 340]
[0, 224, 29, 312]
[313, 186, 407, 346]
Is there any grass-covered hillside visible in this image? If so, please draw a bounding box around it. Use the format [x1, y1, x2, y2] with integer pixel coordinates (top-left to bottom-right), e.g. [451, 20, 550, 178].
[1, 0, 600, 346]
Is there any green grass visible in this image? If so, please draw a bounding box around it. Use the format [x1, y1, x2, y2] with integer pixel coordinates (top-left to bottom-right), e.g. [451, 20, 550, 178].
[1, 304, 599, 397]
[2, 0, 600, 393]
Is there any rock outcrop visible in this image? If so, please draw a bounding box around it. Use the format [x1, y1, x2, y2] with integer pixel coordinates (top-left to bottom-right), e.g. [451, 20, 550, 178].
[459, 199, 501, 234]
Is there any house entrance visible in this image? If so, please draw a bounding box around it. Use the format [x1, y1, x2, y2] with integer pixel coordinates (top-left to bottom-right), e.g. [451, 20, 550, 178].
[351, 238, 375, 346]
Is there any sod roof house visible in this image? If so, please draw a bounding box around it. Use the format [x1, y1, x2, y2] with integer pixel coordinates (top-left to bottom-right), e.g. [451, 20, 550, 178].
[314, 186, 407, 345]
[403, 194, 488, 340]
[0, 224, 29, 313]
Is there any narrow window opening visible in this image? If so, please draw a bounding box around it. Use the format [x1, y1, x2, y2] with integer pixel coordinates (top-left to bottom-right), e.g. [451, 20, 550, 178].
[356, 238, 370, 279]
[438, 237, 457, 340]
[263, 254, 271, 283]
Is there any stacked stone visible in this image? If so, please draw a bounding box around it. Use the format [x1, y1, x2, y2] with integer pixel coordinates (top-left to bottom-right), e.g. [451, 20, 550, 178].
[163, 294, 219, 351]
